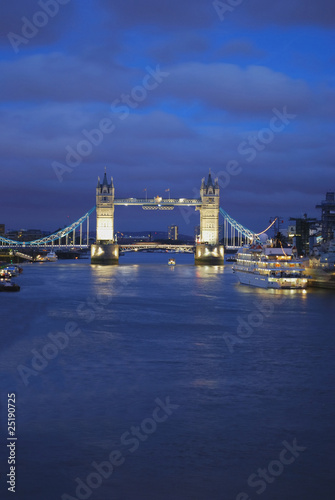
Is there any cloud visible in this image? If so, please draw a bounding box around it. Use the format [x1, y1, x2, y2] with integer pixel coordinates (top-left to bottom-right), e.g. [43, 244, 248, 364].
[98, 0, 214, 29]
[0, 53, 134, 102]
[96, 0, 335, 32]
[239, 1, 335, 27]
[161, 62, 312, 115]
[0, 0, 75, 48]
[0, 54, 316, 120]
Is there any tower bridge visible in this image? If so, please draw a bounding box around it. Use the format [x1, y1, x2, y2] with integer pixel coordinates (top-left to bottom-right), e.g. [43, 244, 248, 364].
[91, 170, 225, 264]
[0, 170, 263, 263]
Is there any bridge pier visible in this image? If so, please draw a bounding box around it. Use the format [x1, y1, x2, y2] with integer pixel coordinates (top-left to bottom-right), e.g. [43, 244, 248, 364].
[91, 243, 119, 265]
[194, 244, 224, 265]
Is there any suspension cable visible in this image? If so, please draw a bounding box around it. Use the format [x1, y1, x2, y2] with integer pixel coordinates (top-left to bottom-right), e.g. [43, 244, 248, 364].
[255, 218, 278, 236]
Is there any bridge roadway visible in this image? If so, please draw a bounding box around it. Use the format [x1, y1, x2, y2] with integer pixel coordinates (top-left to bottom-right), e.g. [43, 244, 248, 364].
[2, 244, 241, 254]
[119, 242, 195, 253]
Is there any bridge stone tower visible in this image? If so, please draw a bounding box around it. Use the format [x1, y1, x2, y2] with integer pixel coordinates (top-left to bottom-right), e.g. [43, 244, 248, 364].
[96, 171, 115, 242]
[195, 171, 224, 264]
[91, 170, 119, 264]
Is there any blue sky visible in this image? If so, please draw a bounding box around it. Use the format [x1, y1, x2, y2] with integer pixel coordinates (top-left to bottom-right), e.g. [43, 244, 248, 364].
[0, 0, 334, 234]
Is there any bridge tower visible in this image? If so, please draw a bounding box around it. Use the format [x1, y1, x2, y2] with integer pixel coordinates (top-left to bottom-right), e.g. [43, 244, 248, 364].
[195, 171, 224, 264]
[91, 169, 119, 264]
[96, 171, 115, 242]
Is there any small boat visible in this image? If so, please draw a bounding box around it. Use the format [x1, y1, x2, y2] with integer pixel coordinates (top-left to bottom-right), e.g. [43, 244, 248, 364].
[3, 264, 23, 276]
[168, 258, 176, 266]
[0, 280, 20, 292]
[226, 256, 237, 263]
[35, 254, 48, 262]
[0, 269, 13, 278]
[46, 251, 58, 262]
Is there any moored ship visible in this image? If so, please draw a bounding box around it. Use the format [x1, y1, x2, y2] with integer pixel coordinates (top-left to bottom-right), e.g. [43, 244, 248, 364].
[233, 244, 308, 289]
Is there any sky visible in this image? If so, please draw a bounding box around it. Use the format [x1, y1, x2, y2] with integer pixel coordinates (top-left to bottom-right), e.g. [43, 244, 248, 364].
[0, 0, 334, 235]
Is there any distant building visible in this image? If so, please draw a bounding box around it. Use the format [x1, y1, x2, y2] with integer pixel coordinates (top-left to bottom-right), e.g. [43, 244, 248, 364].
[5, 230, 19, 240]
[4, 228, 48, 242]
[289, 214, 317, 255]
[0, 224, 5, 235]
[168, 225, 178, 241]
[287, 224, 296, 241]
[22, 229, 45, 241]
[316, 192, 335, 241]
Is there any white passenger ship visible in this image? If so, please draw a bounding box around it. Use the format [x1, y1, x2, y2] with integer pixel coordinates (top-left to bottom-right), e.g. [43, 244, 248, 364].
[233, 244, 308, 289]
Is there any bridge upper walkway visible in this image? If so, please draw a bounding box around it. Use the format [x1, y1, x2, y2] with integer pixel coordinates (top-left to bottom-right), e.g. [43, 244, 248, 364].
[114, 198, 201, 208]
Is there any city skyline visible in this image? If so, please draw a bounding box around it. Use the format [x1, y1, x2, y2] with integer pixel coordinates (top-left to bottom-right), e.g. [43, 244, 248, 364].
[0, 1, 334, 233]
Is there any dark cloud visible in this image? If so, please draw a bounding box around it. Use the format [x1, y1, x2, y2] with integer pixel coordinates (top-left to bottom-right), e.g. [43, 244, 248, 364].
[97, 0, 335, 30]
[98, 0, 214, 29]
[0, 0, 75, 48]
[0, 101, 304, 168]
[162, 62, 312, 115]
[0, 54, 316, 120]
[0, 53, 134, 102]
[239, 0, 335, 27]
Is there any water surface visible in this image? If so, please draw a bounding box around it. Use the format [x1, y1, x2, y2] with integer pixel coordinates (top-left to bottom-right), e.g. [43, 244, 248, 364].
[0, 254, 334, 499]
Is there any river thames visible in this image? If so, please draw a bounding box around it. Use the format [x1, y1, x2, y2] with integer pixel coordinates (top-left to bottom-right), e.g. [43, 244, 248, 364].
[0, 254, 334, 499]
